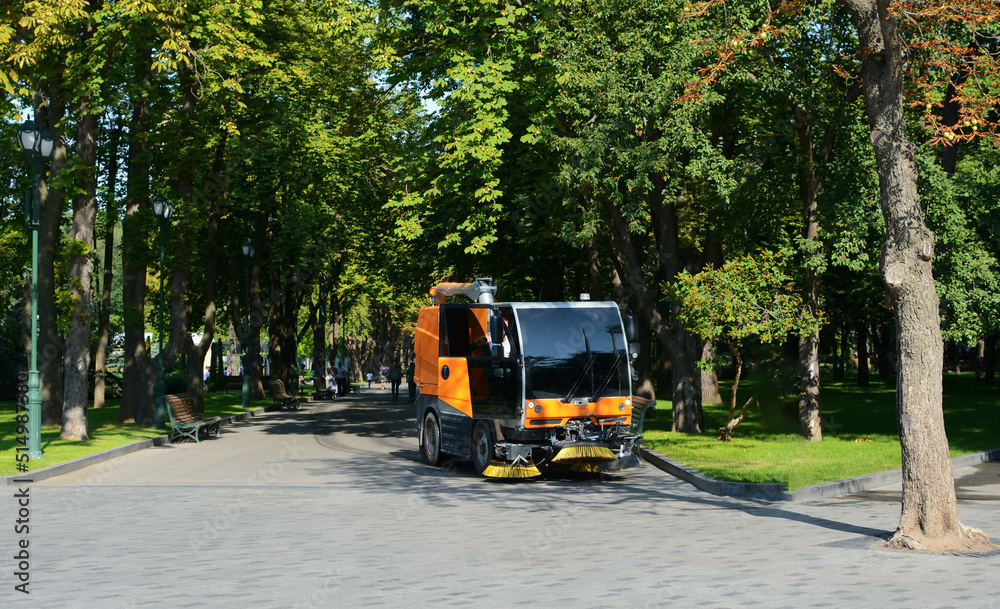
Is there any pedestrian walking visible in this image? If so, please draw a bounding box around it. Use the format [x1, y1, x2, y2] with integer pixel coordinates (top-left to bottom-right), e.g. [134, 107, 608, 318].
[406, 361, 416, 402]
[336, 361, 348, 397]
[389, 358, 403, 402]
[367, 371, 373, 388]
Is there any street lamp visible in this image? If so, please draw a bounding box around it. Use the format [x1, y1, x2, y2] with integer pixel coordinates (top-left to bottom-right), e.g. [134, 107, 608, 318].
[17, 118, 55, 461]
[241, 239, 256, 408]
[151, 195, 174, 430]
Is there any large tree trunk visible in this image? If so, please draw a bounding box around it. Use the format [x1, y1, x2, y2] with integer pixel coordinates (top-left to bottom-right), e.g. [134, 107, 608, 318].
[611, 265, 655, 398]
[61, 92, 100, 440]
[792, 105, 824, 441]
[311, 294, 327, 394]
[119, 42, 154, 424]
[600, 191, 704, 433]
[667, 325, 704, 432]
[844, 0, 991, 552]
[36, 89, 66, 425]
[230, 244, 265, 399]
[267, 267, 298, 389]
[798, 331, 822, 441]
[94, 115, 121, 410]
[167, 89, 224, 413]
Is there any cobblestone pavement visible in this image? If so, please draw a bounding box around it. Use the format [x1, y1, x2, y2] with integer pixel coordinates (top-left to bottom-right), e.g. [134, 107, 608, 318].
[3, 387, 998, 608]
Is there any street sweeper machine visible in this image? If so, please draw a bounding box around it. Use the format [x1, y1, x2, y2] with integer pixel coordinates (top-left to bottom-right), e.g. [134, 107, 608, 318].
[414, 278, 644, 478]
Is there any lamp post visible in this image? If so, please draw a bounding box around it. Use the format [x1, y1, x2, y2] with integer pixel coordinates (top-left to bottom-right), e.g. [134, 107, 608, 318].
[241, 239, 256, 408]
[151, 195, 174, 430]
[17, 119, 55, 460]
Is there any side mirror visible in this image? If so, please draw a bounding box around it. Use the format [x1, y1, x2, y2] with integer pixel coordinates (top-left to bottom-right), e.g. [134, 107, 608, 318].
[624, 313, 640, 358]
[489, 313, 504, 350]
[623, 314, 639, 343]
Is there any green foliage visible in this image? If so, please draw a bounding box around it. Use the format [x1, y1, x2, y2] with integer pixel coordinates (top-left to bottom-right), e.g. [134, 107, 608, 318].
[919, 145, 1000, 343]
[669, 250, 822, 345]
[385, 0, 559, 254]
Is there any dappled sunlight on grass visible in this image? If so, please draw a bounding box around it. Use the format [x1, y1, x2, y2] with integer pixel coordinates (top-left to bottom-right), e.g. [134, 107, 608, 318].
[644, 374, 998, 490]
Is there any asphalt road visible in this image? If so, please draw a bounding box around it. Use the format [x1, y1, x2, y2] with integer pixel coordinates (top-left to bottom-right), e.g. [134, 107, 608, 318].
[2, 386, 998, 608]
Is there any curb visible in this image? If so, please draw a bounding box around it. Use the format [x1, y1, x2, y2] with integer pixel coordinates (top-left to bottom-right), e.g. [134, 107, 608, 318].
[641, 446, 1000, 502]
[1, 404, 277, 486]
[641, 448, 789, 501]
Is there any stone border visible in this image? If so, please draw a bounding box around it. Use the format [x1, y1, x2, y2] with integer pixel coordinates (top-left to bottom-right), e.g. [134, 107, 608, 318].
[641, 446, 1000, 502]
[0, 405, 276, 486]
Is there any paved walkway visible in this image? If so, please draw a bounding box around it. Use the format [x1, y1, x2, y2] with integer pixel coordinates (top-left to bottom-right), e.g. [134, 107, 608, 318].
[3, 387, 998, 607]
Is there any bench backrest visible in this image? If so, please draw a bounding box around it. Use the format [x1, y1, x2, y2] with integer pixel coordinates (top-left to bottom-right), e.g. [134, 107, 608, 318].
[631, 397, 656, 435]
[166, 394, 198, 425]
[270, 380, 288, 397]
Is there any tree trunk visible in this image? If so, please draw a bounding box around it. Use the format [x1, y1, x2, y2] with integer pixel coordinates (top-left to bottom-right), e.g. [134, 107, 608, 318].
[172, 112, 224, 413]
[61, 94, 100, 440]
[700, 341, 723, 405]
[792, 104, 824, 441]
[36, 88, 66, 425]
[586, 240, 603, 300]
[716, 339, 743, 442]
[844, 0, 991, 552]
[312, 293, 327, 393]
[611, 265, 655, 398]
[94, 115, 121, 410]
[598, 193, 704, 431]
[974, 336, 985, 379]
[119, 42, 154, 424]
[798, 331, 822, 441]
[872, 321, 896, 379]
[248, 251, 265, 398]
[230, 244, 265, 399]
[985, 334, 996, 385]
[268, 268, 297, 389]
[668, 325, 704, 433]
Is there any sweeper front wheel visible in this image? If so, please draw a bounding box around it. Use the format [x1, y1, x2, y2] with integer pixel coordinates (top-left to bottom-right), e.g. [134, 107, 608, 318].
[420, 410, 443, 466]
[471, 420, 494, 476]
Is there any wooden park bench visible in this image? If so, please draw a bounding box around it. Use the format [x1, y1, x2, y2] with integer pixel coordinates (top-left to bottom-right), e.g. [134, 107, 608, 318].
[268, 380, 301, 411]
[628, 396, 656, 464]
[166, 394, 222, 443]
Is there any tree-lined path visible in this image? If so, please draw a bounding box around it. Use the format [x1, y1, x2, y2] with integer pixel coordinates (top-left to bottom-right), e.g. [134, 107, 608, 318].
[5, 392, 996, 607]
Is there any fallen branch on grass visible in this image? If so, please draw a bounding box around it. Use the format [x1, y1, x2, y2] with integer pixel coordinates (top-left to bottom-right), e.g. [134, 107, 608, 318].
[717, 397, 758, 442]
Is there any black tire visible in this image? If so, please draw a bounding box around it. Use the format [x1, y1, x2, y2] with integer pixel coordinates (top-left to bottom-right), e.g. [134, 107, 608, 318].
[471, 420, 494, 476]
[420, 410, 443, 466]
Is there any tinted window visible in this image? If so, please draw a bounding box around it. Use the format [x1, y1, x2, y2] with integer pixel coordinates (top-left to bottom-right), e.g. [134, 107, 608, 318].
[515, 305, 628, 401]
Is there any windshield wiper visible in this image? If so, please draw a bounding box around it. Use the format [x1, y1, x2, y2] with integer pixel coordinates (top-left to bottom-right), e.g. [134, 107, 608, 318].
[561, 325, 595, 403]
[590, 333, 623, 403]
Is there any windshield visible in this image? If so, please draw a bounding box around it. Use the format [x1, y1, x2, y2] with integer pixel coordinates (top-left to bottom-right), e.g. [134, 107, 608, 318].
[515, 304, 629, 401]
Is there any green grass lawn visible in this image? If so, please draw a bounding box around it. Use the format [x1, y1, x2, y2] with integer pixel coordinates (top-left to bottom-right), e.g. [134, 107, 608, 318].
[0, 393, 268, 477]
[644, 373, 1000, 490]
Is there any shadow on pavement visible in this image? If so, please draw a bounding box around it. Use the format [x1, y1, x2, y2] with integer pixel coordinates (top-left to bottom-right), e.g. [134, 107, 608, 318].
[241, 391, 898, 542]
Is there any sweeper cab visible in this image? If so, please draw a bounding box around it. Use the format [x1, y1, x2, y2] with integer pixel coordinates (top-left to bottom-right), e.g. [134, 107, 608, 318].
[413, 278, 644, 478]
